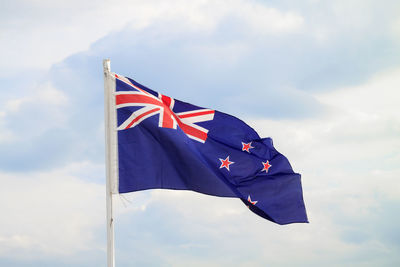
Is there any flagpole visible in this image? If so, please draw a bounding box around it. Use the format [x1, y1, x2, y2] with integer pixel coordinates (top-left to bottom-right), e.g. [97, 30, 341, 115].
[103, 59, 116, 267]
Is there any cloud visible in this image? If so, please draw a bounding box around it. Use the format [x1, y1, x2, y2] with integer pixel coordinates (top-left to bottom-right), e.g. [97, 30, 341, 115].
[0, 162, 105, 261]
[0, 79, 86, 171]
[0, 0, 304, 74]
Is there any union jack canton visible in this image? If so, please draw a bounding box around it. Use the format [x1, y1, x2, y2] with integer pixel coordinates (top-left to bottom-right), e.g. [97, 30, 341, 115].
[115, 74, 214, 143]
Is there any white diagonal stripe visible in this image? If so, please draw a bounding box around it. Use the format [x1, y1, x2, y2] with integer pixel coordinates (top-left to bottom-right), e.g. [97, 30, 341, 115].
[117, 106, 160, 130]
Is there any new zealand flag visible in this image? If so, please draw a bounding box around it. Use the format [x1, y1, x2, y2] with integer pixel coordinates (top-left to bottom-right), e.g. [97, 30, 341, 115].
[114, 73, 308, 225]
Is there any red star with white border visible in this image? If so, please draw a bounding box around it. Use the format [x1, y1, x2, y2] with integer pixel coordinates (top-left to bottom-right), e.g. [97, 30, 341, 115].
[242, 142, 254, 153]
[247, 195, 258, 205]
[219, 156, 234, 171]
[262, 160, 272, 173]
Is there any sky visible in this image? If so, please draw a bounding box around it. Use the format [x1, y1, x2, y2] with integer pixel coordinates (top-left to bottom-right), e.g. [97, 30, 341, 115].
[0, 0, 399, 266]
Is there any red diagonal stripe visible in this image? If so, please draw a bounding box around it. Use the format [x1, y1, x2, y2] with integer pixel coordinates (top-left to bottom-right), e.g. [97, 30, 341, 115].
[178, 122, 208, 141]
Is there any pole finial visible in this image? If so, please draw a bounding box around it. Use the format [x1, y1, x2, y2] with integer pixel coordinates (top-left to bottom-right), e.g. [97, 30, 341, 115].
[103, 59, 111, 73]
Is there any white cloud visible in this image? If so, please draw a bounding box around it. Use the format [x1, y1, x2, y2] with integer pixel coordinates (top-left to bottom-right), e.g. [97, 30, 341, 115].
[316, 68, 400, 121]
[0, 162, 105, 259]
[0, 81, 68, 143]
[236, 3, 304, 34]
[0, 0, 303, 73]
[4, 82, 68, 113]
[391, 17, 400, 43]
[307, 0, 400, 45]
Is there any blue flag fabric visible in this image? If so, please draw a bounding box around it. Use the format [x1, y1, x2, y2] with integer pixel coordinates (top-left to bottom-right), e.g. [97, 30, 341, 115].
[114, 73, 308, 225]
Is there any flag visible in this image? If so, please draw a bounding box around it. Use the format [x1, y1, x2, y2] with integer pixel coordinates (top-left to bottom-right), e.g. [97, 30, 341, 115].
[107, 73, 308, 225]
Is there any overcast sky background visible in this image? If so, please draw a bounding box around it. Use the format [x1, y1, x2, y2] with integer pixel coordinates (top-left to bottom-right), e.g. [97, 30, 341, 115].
[1, 0, 399, 266]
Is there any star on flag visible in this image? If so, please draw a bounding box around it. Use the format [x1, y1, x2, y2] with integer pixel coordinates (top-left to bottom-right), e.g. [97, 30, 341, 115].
[241, 142, 254, 153]
[219, 156, 234, 171]
[247, 195, 258, 205]
[262, 160, 272, 173]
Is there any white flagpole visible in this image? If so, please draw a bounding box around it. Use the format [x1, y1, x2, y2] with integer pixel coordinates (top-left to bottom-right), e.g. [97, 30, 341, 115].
[103, 59, 116, 267]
